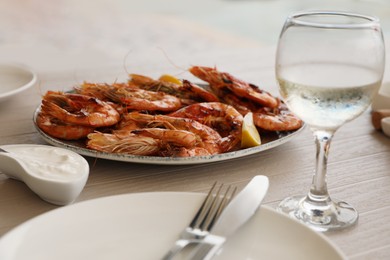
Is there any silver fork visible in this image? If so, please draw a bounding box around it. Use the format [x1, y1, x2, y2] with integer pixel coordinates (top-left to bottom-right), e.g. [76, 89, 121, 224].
[162, 182, 236, 260]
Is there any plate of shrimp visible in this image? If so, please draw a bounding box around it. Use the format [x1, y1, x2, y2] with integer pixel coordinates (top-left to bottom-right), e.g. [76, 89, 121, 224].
[33, 66, 304, 165]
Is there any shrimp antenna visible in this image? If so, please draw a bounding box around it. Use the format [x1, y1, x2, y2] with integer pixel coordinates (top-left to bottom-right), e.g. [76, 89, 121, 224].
[91, 156, 98, 169]
[36, 79, 44, 97]
[157, 47, 187, 73]
[123, 49, 133, 75]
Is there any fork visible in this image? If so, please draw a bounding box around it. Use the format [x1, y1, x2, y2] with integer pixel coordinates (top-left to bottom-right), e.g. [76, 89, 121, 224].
[162, 182, 236, 260]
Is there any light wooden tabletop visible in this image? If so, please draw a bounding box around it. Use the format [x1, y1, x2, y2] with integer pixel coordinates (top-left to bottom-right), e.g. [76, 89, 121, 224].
[0, 1, 390, 259]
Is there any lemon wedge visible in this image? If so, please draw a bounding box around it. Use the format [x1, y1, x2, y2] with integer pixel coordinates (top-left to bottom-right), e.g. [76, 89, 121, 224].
[159, 74, 182, 85]
[241, 112, 261, 148]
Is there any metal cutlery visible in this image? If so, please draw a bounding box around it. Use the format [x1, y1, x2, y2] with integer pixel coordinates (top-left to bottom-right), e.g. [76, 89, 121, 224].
[188, 175, 269, 260]
[162, 182, 237, 260]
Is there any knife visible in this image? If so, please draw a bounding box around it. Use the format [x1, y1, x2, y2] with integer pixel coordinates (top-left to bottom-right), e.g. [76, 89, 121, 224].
[188, 175, 269, 259]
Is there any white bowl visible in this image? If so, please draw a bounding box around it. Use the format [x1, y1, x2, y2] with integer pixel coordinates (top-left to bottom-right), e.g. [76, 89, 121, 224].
[0, 144, 89, 205]
[0, 63, 38, 103]
[381, 117, 390, 137]
[372, 82, 390, 110]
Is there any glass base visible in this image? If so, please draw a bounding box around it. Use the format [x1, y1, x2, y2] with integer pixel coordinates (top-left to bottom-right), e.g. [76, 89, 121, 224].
[276, 195, 358, 232]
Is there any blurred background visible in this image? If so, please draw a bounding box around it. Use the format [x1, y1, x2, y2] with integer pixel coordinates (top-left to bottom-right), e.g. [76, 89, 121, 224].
[0, 0, 389, 76]
[1, 0, 389, 48]
[129, 0, 390, 44]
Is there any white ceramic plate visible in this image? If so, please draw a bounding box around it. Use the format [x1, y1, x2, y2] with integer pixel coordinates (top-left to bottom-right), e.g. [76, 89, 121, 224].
[33, 108, 305, 165]
[0, 64, 37, 103]
[0, 192, 346, 260]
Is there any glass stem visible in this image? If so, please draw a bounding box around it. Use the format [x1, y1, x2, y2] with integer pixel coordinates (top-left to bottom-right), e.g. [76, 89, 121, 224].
[308, 130, 335, 202]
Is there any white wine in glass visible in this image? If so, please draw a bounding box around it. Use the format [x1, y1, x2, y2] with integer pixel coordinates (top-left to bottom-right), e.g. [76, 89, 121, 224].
[275, 11, 385, 232]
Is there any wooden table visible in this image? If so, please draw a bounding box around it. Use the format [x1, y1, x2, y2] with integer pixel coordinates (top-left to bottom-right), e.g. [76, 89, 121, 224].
[0, 1, 389, 259]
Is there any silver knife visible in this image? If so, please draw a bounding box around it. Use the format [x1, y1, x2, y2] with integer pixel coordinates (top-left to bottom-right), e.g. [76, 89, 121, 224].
[188, 175, 269, 260]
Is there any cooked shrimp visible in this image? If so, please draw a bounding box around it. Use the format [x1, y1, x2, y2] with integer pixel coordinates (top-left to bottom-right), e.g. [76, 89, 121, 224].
[87, 128, 198, 156]
[169, 102, 243, 152]
[116, 113, 143, 131]
[189, 66, 278, 108]
[118, 112, 222, 154]
[105, 85, 182, 112]
[169, 102, 243, 136]
[214, 88, 257, 116]
[74, 82, 112, 101]
[129, 74, 218, 103]
[87, 132, 161, 155]
[253, 102, 303, 131]
[125, 128, 197, 148]
[36, 112, 94, 140]
[129, 74, 160, 88]
[129, 74, 186, 99]
[41, 91, 120, 127]
[75, 83, 130, 115]
[181, 80, 219, 102]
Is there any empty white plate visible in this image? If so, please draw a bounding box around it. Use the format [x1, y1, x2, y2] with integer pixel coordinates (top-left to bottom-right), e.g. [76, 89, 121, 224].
[0, 63, 37, 103]
[0, 192, 346, 260]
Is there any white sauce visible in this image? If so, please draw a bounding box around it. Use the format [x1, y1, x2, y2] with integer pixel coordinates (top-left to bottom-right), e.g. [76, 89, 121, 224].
[4, 146, 87, 181]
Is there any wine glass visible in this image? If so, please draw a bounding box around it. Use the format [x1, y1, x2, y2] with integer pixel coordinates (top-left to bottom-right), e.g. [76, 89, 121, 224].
[275, 11, 385, 232]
